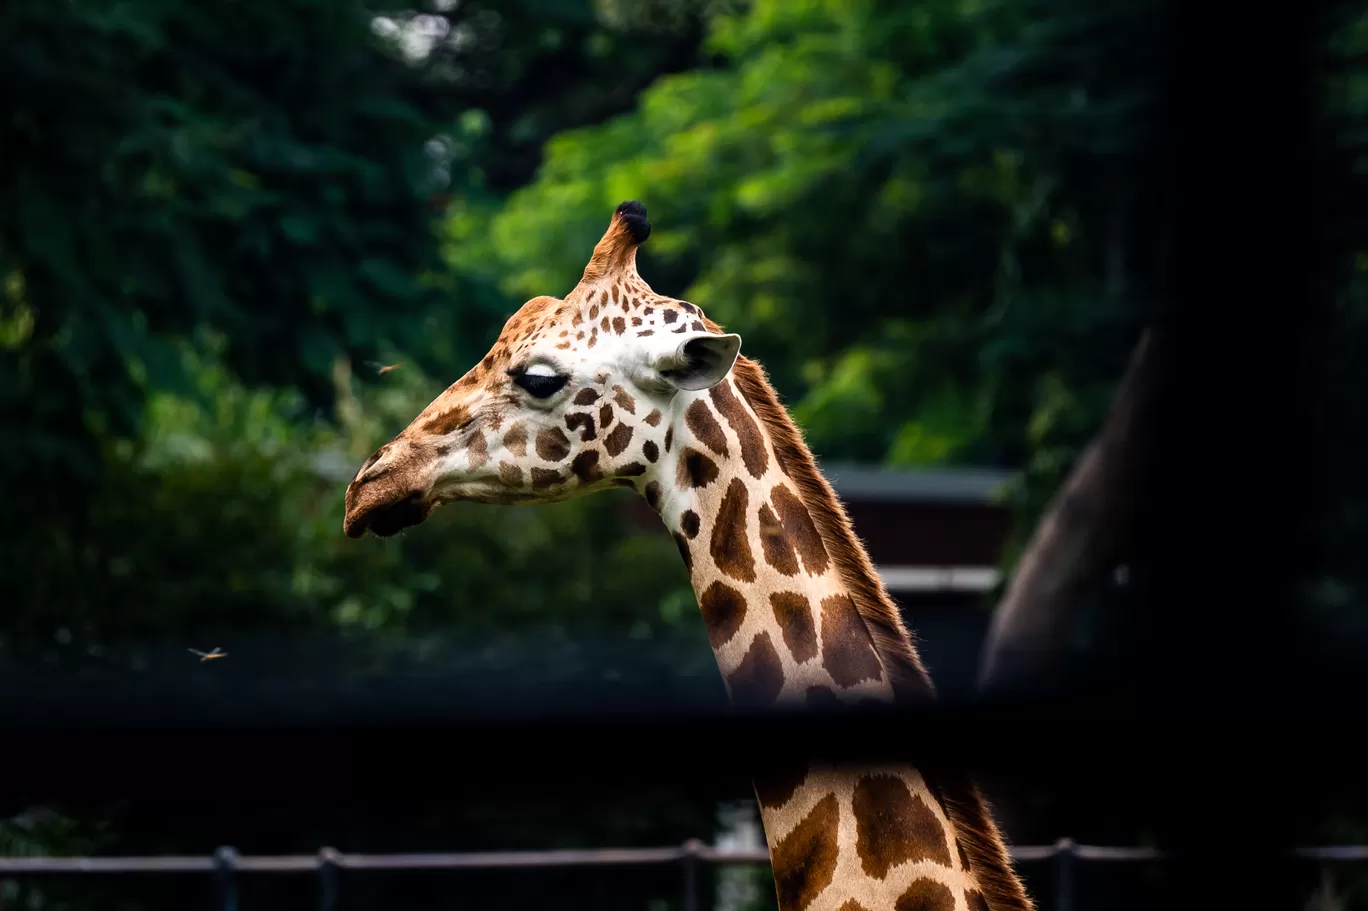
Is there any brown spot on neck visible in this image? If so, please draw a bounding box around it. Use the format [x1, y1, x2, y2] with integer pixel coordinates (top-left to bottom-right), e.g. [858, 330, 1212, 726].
[699, 581, 747, 649]
[819, 595, 885, 688]
[677, 447, 719, 490]
[896, 880, 956, 911]
[770, 484, 829, 575]
[754, 763, 809, 810]
[852, 774, 953, 878]
[838, 902, 874, 911]
[726, 631, 784, 706]
[685, 399, 729, 456]
[771, 794, 840, 911]
[680, 510, 701, 538]
[710, 381, 769, 478]
[770, 591, 818, 664]
[710, 478, 756, 582]
[758, 502, 800, 576]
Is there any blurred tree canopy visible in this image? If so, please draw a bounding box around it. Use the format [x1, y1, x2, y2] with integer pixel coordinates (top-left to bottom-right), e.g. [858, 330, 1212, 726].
[0, 0, 710, 658]
[2, 0, 1367, 903]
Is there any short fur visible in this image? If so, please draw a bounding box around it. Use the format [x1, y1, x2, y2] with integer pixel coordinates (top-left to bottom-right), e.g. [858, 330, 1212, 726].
[726, 351, 1036, 911]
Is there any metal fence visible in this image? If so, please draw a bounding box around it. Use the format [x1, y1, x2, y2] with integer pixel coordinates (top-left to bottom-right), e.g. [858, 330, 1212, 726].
[2, 841, 1367, 911]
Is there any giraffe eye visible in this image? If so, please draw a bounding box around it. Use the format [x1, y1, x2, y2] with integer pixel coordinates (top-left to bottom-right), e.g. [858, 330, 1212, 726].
[513, 371, 569, 399]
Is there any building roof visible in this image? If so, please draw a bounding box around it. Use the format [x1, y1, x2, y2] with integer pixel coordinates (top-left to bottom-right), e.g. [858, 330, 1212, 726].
[819, 462, 1017, 504]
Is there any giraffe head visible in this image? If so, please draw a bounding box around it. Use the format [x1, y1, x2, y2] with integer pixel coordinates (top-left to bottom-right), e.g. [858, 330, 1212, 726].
[343, 201, 743, 538]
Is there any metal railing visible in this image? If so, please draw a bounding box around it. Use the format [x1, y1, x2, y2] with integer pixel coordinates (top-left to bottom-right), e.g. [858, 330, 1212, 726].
[2, 841, 1368, 911]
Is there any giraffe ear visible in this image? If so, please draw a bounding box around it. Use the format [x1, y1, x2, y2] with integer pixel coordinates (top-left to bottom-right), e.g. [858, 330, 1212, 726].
[647, 330, 743, 392]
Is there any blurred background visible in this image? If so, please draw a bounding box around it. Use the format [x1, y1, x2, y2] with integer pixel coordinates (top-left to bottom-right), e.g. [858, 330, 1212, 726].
[1, 0, 1366, 908]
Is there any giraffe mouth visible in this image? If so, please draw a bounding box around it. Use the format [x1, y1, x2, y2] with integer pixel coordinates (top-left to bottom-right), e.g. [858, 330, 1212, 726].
[344, 491, 433, 539]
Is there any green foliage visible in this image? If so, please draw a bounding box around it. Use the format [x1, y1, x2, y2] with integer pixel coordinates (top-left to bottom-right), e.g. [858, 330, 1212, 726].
[1, 340, 696, 659]
[454, 0, 1156, 491]
[3, 0, 1367, 898]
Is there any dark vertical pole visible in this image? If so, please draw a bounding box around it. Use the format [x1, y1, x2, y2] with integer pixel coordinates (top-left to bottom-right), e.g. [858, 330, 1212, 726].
[318, 847, 342, 911]
[213, 846, 239, 911]
[681, 839, 703, 911]
[1053, 838, 1075, 911]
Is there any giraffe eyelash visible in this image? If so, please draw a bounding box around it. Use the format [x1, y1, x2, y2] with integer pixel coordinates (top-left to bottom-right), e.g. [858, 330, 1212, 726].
[508, 364, 570, 400]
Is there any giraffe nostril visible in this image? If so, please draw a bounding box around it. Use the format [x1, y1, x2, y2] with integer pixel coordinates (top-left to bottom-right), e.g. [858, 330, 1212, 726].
[357, 447, 386, 478]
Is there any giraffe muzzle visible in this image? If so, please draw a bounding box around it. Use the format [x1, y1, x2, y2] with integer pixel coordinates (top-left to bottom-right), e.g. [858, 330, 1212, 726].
[343, 490, 432, 539]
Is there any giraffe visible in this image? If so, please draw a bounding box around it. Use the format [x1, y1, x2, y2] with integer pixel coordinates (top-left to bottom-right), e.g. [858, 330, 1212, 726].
[342, 202, 1036, 911]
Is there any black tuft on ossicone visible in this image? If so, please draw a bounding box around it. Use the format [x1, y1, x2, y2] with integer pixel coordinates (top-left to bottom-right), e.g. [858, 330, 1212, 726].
[614, 200, 651, 245]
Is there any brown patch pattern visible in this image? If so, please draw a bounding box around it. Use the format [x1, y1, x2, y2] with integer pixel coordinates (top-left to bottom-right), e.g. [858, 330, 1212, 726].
[565, 412, 596, 441]
[820, 595, 886, 688]
[531, 468, 562, 489]
[710, 381, 769, 479]
[535, 427, 570, 462]
[680, 510, 701, 538]
[895, 880, 956, 911]
[770, 484, 830, 574]
[677, 448, 719, 489]
[499, 463, 523, 486]
[604, 422, 634, 457]
[466, 430, 488, 470]
[673, 532, 692, 573]
[685, 400, 729, 456]
[503, 424, 528, 458]
[806, 686, 842, 706]
[698, 581, 747, 650]
[726, 632, 784, 706]
[758, 503, 800, 576]
[570, 451, 603, 483]
[421, 403, 471, 436]
[753, 763, 809, 810]
[710, 478, 755, 582]
[771, 794, 840, 911]
[852, 774, 952, 878]
[770, 592, 818, 663]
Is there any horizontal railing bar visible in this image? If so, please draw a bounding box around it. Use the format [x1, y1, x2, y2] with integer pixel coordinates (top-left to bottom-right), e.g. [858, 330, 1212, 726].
[338, 848, 691, 870]
[2, 843, 1367, 874]
[1296, 846, 1368, 861]
[0, 858, 216, 873]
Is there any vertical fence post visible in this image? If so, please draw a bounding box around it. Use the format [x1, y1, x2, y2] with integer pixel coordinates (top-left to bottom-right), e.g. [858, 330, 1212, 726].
[681, 839, 704, 911]
[318, 847, 342, 911]
[1054, 838, 1076, 911]
[213, 846, 238, 911]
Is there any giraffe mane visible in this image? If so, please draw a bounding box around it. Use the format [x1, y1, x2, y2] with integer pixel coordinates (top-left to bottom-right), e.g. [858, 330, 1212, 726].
[725, 348, 1037, 911]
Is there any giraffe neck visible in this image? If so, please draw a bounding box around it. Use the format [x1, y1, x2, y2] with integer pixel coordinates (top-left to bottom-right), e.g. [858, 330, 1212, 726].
[649, 361, 1034, 911]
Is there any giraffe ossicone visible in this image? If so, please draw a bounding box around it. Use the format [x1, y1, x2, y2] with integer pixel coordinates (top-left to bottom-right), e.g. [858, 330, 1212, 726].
[342, 202, 1035, 911]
